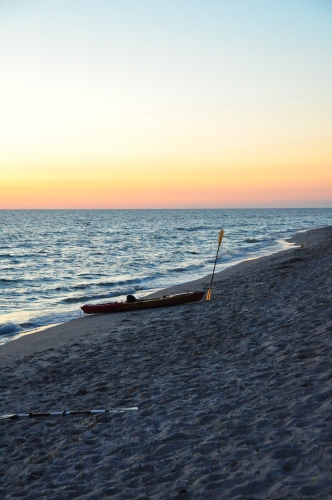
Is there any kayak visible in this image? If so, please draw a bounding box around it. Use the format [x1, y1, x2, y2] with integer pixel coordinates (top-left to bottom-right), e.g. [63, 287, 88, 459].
[81, 291, 205, 314]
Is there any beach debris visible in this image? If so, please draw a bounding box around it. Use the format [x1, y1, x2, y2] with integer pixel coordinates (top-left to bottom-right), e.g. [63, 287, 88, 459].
[0, 407, 138, 420]
[206, 229, 224, 301]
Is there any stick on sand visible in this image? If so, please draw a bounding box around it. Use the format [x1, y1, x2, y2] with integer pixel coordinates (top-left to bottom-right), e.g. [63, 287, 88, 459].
[0, 407, 138, 420]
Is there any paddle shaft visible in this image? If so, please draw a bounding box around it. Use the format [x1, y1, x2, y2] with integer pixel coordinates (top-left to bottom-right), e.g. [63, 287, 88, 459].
[208, 244, 221, 291]
[0, 408, 138, 420]
[206, 229, 224, 300]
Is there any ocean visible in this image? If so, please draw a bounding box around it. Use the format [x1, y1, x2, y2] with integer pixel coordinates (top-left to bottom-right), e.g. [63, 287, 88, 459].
[1, 208, 331, 344]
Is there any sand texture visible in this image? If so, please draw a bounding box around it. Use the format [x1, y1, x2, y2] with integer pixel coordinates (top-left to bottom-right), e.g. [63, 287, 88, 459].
[1, 227, 332, 499]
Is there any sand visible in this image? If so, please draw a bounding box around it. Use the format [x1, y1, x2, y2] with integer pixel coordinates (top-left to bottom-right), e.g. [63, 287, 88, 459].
[1, 226, 331, 499]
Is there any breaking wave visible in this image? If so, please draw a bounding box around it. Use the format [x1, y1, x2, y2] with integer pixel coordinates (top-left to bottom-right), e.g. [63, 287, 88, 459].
[0, 322, 22, 336]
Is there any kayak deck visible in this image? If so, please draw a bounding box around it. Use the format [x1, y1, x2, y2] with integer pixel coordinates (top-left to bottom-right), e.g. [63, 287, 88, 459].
[81, 291, 205, 314]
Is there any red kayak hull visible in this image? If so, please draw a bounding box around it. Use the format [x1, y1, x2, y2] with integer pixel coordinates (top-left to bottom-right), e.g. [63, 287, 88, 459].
[81, 291, 205, 314]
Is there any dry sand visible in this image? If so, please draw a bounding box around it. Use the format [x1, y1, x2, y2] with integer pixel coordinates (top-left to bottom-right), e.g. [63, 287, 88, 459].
[1, 226, 331, 499]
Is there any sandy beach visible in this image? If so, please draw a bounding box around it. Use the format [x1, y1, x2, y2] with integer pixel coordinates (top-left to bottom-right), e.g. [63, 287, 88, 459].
[1, 226, 332, 499]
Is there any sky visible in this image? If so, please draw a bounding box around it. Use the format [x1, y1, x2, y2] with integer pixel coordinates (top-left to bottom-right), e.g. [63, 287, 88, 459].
[1, 0, 331, 208]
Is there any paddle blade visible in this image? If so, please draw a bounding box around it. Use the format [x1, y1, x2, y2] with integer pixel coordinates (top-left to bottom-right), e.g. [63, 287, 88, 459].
[218, 229, 224, 246]
[206, 288, 212, 301]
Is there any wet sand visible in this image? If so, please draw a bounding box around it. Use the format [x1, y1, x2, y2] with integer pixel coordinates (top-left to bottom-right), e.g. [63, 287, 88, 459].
[1, 226, 332, 499]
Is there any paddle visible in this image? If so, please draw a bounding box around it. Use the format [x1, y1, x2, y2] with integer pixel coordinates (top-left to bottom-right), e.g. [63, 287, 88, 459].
[0, 407, 138, 420]
[206, 229, 224, 301]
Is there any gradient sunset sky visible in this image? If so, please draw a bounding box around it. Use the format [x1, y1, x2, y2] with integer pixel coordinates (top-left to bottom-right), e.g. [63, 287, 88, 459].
[1, 0, 331, 208]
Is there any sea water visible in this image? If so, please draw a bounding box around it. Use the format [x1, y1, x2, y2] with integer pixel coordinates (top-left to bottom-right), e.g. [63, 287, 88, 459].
[0, 208, 331, 343]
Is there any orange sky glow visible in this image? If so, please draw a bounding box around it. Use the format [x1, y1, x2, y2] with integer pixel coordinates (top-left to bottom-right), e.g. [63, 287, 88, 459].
[1, 1, 331, 208]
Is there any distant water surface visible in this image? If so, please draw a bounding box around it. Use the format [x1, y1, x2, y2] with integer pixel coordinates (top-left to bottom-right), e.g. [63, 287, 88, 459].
[0, 209, 331, 343]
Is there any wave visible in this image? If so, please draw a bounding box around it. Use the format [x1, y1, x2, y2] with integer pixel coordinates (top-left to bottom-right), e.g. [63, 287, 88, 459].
[19, 321, 39, 330]
[62, 286, 140, 304]
[0, 277, 38, 284]
[97, 278, 142, 287]
[96, 280, 131, 288]
[176, 226, 207, 232]
[172, 262, 205, 273]
[0, 322, 21, 336]
[72, 284, 88, 290]
[62, 295, 105, 304]
[77, 273, 104, 277]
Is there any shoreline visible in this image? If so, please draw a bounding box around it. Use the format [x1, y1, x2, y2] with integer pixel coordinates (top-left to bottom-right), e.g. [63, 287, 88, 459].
[146, 230, 305, 298]
[0, 227, 308, 346]
[0, 228, 305, 356]
[1, 225, 332, 498]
